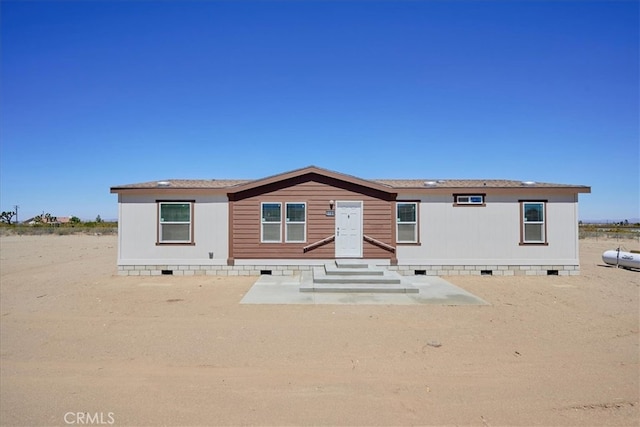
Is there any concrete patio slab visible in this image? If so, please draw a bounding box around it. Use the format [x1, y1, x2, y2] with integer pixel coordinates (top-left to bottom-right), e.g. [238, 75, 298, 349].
[240, 273, 489, 305]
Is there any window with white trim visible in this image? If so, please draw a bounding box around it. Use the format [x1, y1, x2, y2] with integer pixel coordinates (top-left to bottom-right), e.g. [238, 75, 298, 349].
[159, 202, 192, 243]
[397, 202, 418, 243]
[455, 194, 484, 205]
[522, 202, 546, 243]
[261, 203, 282, 242]
[285, 202, 306, 242]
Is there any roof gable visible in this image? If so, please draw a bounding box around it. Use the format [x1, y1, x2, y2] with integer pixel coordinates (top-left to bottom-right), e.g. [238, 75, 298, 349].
[227, 165, 394, 196]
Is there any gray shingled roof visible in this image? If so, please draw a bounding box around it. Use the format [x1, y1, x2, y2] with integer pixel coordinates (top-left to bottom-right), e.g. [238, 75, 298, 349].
[111, 165, 590, 191]
[112, 178, 586, 190]
[112, 179, 251, 189]
[372, 179, 583, 188]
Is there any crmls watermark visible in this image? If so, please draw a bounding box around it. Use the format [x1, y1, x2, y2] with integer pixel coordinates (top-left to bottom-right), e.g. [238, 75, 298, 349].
[63, 412, 115, 425]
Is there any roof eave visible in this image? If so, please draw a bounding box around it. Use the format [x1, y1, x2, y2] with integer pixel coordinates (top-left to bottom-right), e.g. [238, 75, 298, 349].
[394, 185, 591, 194]
[110, 187, 231, 195]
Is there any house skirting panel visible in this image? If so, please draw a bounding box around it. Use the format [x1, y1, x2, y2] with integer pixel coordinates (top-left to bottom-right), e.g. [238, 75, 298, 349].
[387, 264, 580, 276]
[118, 264, 312, 276]
[117, 263, 580, 276]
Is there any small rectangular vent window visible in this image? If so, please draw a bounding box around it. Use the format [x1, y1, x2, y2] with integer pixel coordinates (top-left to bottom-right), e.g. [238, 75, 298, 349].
[455, 195, 484, 205]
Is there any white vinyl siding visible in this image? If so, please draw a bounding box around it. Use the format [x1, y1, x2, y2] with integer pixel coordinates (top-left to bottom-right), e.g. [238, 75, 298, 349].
[285, 202, 306, 243]
[261, 203, 282, 243]
[522, 202, 546, 243]
[393, 195, 579, 266]
[159, 202, 192, 243]
[397, 202, 418, 243]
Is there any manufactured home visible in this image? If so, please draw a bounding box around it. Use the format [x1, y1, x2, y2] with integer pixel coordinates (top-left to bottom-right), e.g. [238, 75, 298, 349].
[110, 166, 590, 276]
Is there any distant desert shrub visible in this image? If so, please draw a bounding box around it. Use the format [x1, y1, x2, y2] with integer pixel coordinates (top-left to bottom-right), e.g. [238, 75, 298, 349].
[0, 223, 117, 236]
[579, 223, 639, 242]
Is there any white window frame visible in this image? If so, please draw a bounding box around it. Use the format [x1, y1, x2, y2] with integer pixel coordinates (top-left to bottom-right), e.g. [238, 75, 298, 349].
[521, 201, 546, 244]
[158, 201, 193, 244]
[455, 194, 485, 205]
[285, 202, 307, 243]
[261, 202, 282, 243]
[396, 202, 418, 244]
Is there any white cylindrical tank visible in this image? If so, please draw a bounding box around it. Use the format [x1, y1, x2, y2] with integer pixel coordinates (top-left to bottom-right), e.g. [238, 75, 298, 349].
[602, 249, 640, 270]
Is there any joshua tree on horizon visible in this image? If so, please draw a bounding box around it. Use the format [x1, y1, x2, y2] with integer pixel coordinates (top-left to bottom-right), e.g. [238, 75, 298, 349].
[0, 211, 16, 224]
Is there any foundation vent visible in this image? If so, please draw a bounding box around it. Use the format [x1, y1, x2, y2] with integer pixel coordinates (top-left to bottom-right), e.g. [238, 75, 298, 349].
[260, 270, 272, 275]
[481, 270, 493, 276]
[161, 269, 173, 275]
[547, 270, 559, 276]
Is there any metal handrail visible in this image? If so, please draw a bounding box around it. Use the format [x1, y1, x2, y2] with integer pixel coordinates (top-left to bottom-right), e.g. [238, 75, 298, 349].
[303, 234, 335, 253]
[363, 234, 395, 253]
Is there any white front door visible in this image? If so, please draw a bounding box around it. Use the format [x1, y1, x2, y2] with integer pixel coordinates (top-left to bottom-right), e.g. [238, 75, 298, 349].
[335, 201, 363, 258]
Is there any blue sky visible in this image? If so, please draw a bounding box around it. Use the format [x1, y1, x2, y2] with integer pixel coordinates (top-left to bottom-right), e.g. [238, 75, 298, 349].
[1, 0, 638, 221]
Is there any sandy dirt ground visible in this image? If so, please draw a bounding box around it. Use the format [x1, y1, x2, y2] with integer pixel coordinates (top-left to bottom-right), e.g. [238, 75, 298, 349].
[0, 235, 638, 426]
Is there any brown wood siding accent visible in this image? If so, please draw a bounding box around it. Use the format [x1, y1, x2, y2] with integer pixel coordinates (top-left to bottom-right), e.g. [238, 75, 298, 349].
[230, 178, 395, 259]
[229, 172, 395, 202]
[227, 196, 235, 264]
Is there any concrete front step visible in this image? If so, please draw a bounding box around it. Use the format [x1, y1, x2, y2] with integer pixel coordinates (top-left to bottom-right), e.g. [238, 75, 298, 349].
[299, 260, 419, 294]
[300, 282, 419, 293]
[335, 259, 369, 269]
[313, 267, 401, 284]
[324, 262, 385, 276]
